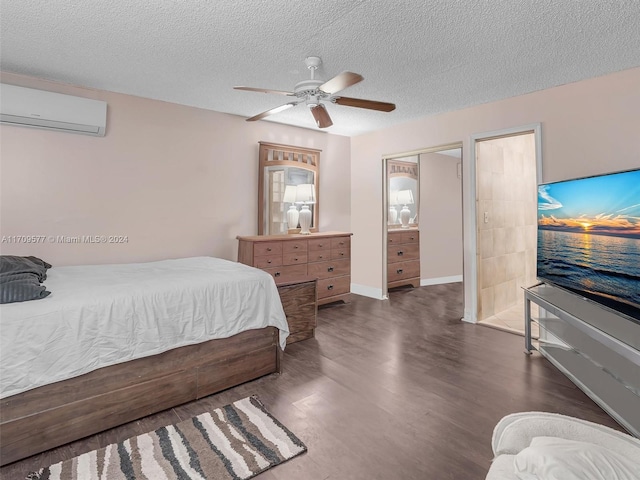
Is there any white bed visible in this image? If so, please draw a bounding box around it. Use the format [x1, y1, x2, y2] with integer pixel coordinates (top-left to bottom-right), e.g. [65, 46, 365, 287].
[0, 256, 289, 399]
[0, 256, 289, 465]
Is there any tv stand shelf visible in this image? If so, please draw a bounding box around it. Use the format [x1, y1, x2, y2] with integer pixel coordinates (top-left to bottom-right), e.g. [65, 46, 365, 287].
[524, 284, 640, 438]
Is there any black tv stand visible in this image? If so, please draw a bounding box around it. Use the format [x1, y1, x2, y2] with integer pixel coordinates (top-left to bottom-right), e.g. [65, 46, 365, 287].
[524, 283, 640, 437]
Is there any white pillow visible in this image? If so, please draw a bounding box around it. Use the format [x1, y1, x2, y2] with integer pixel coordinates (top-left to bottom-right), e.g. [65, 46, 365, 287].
[514, 436, 640, 480]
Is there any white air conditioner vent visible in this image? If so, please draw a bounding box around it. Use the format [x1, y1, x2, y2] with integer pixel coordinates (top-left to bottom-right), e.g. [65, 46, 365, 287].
[0, 83, 107, 136]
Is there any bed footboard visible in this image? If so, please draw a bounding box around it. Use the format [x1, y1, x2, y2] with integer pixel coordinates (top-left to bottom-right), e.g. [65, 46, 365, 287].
[0, 327, 281, 466]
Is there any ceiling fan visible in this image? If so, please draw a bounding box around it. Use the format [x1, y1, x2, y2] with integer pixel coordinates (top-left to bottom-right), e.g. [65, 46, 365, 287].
[234, 56, 396, 128]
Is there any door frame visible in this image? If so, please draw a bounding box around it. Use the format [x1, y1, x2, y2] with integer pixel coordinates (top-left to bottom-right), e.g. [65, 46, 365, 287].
[462, 123, 543, 323]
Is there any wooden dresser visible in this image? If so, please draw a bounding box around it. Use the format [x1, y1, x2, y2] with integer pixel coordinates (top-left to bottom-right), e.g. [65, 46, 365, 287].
[387, 229, 420, 289]
[237, 231, 352, 306]
[276, 277, 317, 344]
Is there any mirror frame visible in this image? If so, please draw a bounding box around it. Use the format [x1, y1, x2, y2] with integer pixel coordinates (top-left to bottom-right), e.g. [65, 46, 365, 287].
[258, 142, 321, 235]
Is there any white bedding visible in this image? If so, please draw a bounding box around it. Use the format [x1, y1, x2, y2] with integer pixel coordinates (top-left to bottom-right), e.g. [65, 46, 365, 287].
[0, 257, 288, 399]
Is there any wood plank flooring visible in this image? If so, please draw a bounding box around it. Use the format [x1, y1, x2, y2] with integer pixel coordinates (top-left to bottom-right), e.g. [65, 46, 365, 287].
[0, 283, 621, 479]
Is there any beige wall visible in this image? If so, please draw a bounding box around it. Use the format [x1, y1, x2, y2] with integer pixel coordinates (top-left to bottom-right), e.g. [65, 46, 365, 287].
[477, 134, 537, 320]
[351, 67, 640, 316]
[0, 72, 351, 266]
[419, 151, 462, 281]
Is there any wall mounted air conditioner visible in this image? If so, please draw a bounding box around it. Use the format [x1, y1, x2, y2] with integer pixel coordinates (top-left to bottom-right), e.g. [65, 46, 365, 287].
[0, 83, 107, 136]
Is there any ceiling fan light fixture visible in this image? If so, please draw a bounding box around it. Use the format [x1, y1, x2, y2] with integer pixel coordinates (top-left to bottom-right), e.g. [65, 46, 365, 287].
[306, 95, 320, 108]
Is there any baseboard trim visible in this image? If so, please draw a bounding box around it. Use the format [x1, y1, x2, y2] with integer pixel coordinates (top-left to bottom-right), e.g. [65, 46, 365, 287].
[420, 275, 463, 287]
[350, 284, 385, 300]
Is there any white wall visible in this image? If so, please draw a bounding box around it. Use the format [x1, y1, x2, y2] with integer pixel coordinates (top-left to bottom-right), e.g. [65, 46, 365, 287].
[351, 67, 640, 320]
[0, 72, 351, 266]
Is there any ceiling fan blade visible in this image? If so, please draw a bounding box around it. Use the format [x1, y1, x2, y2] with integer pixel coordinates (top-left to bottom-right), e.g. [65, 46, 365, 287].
[319, 72, 363, 94]
[310, 104, 333, 128]
[246, 103, 296, 122]
[234, 86, 295, 96]
[333, 96, 396, 112]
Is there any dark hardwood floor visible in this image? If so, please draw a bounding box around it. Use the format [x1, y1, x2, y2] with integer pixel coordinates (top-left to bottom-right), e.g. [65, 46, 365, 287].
[0, 283, 621, 479]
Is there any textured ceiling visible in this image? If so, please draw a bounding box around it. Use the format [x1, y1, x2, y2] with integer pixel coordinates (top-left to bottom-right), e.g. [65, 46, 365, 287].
[2, 0, 640, 136]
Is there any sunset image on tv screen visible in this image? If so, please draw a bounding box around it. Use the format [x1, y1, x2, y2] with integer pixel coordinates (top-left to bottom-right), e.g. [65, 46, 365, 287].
[537, 169, 640, 320]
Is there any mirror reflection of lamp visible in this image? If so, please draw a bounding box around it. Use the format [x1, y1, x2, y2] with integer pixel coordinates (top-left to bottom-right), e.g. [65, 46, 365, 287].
[283, 185, 299, 230]
[295, 184, 316, 235]
[388, 191, 399, 225]
[397, 189, 414, 229]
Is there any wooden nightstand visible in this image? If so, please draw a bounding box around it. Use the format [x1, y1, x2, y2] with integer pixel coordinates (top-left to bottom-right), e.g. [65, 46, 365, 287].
[276, 276, 317, 344]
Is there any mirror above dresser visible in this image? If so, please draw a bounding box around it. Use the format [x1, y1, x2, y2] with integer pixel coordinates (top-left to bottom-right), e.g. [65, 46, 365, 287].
[258, 142, 320, 235]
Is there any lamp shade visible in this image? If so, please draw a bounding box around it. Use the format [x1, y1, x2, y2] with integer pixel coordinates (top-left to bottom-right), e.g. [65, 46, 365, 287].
[295, 184, 316, 204]
[389, 191, 399, 205]
[396, 189, 414, 205]
[283, 185, 297, 203]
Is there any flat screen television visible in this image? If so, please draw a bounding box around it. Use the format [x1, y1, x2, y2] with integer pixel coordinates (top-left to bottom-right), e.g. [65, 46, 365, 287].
[537, 168, 640, 324]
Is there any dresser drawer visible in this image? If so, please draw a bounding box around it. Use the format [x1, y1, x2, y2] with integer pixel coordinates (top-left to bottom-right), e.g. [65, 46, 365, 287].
[317, 275, 351, 299]
[264, 264, 307, 282]
[253, 254, 282, 268]
[401, 231, 419, 244]
[388, 242, 419, 263]
[308, 238, 331, 252]
[388, 231, 403, 244]
[387, 259, 420, 283]
[308, 251, 331, 262]
[282, 240, 308, 254]
[254, 241, 283, 256]
[308, 259, 350, 279]
[283, 252, 308, 266]
[331, 248, 350, 260]
[331, 236, 350, 250]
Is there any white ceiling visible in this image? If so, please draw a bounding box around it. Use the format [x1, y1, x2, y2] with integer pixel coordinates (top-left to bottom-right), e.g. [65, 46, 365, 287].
[2, 1, 640, 137]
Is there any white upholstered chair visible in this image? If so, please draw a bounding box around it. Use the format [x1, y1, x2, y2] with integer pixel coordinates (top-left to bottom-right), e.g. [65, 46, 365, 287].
[486, 412, 640, 480]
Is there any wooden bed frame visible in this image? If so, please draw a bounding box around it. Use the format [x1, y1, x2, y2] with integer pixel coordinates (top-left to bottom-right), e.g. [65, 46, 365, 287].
[0, 326, 282, 466]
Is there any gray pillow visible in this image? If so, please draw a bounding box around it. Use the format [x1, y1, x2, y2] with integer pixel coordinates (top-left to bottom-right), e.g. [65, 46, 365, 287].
[0, 255, 52, 282]
[0, 256, 52, 304]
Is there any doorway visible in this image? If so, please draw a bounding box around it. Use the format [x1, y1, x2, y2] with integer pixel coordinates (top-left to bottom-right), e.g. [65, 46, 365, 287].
[474, 131, 539, 335]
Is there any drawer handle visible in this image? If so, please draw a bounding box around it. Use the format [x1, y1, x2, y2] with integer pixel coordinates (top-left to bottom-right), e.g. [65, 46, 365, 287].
[339, 242, 344, 246]
[397, 268, 403, 274]
[409, 236, 415, 240]
[267, 260, 272, 264]
[267, 247, 272, 252]
[294, 245, 299, 249]
[294, 258, 298, 261]
[340, 252, 344, 256]
[328, 266, 334, 272]
[274, 272, 281, 277]
[327, 285, 334, 290]
[319, 243, 323, 247]
[397, 250, 404, 256]
[319, 255, 324, 259]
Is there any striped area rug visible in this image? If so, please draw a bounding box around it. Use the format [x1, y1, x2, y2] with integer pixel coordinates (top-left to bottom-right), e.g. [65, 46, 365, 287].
[27, 396, 307, 480]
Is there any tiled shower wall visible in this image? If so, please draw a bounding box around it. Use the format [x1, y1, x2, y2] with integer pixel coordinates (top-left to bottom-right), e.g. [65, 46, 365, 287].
[476, 133, 537, 321]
